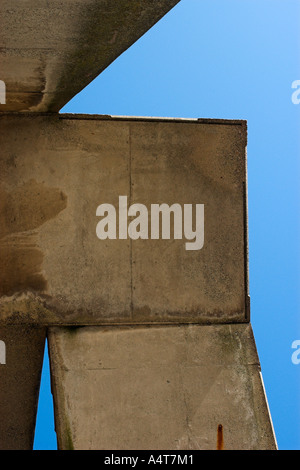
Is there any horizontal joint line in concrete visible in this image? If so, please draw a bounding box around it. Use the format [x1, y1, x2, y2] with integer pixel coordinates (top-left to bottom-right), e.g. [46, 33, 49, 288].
[0, 320, 250, 327]
[0, 112, 248, 126]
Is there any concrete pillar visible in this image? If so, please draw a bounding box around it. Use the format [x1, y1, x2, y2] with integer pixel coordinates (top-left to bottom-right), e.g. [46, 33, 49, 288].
[48, 324, 276, 450]
[0, 326, 46, 450]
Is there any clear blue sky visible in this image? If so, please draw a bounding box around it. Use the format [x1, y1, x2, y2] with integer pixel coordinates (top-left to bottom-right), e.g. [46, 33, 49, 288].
[34, 0, 300, 450]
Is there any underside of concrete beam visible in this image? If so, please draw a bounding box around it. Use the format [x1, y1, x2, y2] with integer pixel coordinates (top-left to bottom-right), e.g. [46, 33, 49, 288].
[48, 323, 277, 450]
[0, 0, 181, 112]
[0, 325, 46, 450]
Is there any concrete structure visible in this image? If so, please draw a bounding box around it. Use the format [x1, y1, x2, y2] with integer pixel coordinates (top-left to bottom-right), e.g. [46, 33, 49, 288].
[0, 114, 248, 326]
[49, 324, 276, 450]
[0, 1, 277, 450]
[0, 0, 180, 112]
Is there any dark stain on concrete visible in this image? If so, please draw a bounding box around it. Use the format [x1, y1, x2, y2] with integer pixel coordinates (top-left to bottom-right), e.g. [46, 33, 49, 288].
[47, 0, 180, 111]
[0, 180, 67, 296]
[217, 424, 224, 450]
[0, 179, 67, 237]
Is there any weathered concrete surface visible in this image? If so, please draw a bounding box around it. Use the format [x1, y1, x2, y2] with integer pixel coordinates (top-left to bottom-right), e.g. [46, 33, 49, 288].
[48, 323, 277, 450]
[0, 0, 180, 112]
[0, 114, 248, 325]
[0, 325, 46, 449]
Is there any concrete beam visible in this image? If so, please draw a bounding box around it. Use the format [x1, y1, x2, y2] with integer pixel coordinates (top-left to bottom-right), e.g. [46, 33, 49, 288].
[0, 325, 46, 449]
[48, 323, 277, 450]
[0, 0, 180, 112]
[0, 114, 248, 325]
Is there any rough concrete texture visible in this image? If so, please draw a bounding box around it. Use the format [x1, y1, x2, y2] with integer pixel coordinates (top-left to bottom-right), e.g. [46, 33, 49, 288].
[48, 323, 277, 450]
[0, 325, 46, 449]
[0, 0, 180, 112]
[0, 114, 248, 325]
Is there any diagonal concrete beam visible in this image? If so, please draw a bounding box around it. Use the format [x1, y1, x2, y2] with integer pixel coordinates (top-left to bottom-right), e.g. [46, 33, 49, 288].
[48, 324, 277, 450]
[0, 0, 181, 113]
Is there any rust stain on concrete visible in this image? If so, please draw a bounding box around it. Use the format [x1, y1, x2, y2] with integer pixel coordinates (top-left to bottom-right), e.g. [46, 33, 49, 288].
[0, 180, 67, 296]
[217, 424, 224, 450]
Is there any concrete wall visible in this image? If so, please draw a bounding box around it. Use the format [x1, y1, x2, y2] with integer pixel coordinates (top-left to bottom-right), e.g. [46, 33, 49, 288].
[0, 114, 248, 326]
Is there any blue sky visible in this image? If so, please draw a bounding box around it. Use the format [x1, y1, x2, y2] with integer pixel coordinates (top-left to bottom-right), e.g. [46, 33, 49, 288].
[34, 0, 300, 450]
